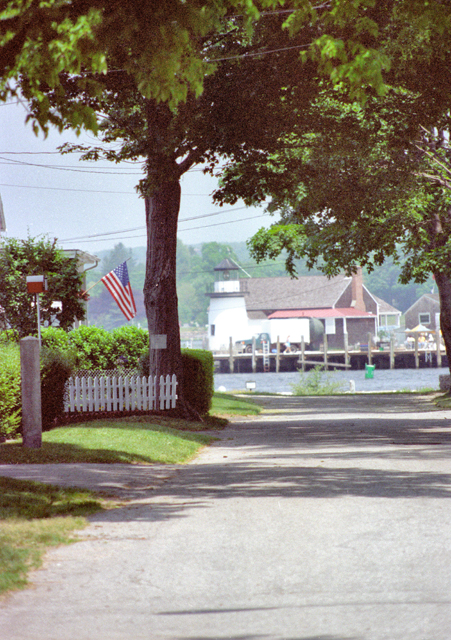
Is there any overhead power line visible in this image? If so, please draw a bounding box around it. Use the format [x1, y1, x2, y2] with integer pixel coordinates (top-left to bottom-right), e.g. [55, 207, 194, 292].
[59, 206, 252, 242]
[0, 155, 142, 175]
[0, 182, 210, 196]
[61, 211, 269, 244]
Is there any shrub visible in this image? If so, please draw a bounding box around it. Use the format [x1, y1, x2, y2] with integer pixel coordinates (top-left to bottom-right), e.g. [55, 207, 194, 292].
[0, 342, 21, 439]
[291, 365, 348, 396]
[41, 348, 76, 430]
[0, 329, 19, 344]
[66, 325, 113, 370]
[181, 349, 214, 416]
[110, 326, 149, 369]
[41, 326, 70, 352]
[138, 349, 214, 416]
[42, 325, 149, 371]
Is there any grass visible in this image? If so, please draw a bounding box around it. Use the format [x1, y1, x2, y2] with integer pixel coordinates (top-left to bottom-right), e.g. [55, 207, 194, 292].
[0, 476, 103, 595]
[0, 395, 260, 465]
[433, 392, 451, 408]
[0, 417, 213, 465]
[0, 392, 260, 595]
[210, 392, 262, 416]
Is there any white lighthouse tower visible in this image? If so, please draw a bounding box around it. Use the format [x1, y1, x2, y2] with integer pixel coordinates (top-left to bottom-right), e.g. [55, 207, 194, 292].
[207, 258, 248, 351]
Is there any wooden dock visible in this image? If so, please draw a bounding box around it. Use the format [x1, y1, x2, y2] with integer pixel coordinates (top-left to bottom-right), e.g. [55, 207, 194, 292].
[213, 340, 448, 374]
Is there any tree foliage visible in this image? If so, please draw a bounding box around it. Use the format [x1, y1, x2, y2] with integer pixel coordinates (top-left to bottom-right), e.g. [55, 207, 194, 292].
[0, 236, 85, 337]
[1, 0, 394, 134]
[210, 2, 451, 369]
[7, 0, 449, 403]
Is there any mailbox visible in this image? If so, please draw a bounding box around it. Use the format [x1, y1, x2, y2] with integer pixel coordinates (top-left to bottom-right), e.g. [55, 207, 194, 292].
[26, 275, 48, 294]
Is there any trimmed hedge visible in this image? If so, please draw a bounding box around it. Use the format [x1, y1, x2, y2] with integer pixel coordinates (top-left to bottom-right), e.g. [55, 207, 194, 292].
[181, 349, 214, 417]
[1, 328, 212, 431]
[40, 348, 76, 430]
[138, 348, 214, 417]
[41, 325, 149, 370]
[0, 341, 21, 440]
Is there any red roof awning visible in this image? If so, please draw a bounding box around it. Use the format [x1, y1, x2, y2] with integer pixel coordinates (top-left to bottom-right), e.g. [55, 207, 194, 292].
[268, 308, 376, 319]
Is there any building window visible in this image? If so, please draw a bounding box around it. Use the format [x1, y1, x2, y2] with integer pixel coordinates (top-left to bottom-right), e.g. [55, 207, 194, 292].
[325, 317, 336, 335]
[211, 324, 215, 336]
[419, 313, 430, 325]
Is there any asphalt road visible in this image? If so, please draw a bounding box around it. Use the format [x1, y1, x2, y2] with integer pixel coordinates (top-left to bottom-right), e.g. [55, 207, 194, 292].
[2, 393, 451, 640]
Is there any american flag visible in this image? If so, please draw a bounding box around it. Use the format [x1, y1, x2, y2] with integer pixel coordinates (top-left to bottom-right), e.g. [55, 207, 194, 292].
[101, 261, 137, 321]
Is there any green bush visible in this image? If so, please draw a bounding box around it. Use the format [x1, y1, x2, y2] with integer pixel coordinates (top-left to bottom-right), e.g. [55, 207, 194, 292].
[40, 348, 76, 430]
[138, 349, 214, 416]
[110, 326, 149, 369]
[181, 349, 214, 417]
[67, 325, 112, 370]
[0, 342, 21, 439]
[41, 326, 70, 352]
[42, 326, 149, 371]
[0, 329, 19, 344]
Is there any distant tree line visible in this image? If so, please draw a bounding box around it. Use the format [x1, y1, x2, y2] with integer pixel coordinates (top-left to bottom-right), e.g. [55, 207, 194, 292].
[85, 241, 434, 331]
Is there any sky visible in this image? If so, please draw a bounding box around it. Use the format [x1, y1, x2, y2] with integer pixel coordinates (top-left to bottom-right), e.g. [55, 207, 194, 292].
[0, 100, 275, 255]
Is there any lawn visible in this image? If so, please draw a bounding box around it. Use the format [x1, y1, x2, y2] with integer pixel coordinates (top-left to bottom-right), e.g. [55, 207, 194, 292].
[211, 392, 262, 416]
[0, 477, 103, 595]
[0, 393, 260, 466]
[0, 418, 213, 465]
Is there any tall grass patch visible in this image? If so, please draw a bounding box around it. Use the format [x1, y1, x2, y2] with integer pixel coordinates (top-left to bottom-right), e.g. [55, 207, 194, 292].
[0, 477, 102, 594]
[291, 365, 348, 395]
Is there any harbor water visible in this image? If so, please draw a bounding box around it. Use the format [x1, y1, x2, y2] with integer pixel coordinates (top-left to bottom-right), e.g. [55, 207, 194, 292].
[214, 367, 450, 394]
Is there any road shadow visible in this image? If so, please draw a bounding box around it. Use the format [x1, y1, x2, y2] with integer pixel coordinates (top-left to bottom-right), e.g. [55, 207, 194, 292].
[83, 394, 451, 524]
[5, 393, 451, 523]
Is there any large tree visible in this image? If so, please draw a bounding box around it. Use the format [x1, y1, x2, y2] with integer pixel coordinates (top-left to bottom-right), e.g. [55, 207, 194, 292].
[11, 4, 392, 411]
[0, 0, 391, 132]
[0, 0, 269, 131]
[6, 0, 440, 409]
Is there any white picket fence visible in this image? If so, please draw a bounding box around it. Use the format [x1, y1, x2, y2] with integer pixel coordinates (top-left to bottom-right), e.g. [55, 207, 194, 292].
[64, 374, 178, 413]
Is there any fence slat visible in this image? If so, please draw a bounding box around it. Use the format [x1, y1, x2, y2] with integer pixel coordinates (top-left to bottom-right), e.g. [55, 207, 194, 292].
[105, 377, 111, 411]
[171, 374, 178, 409]
[149, 375, 155, 411]
[124, 375, 130, 411]
[75, 377, 81, 411]
[93, 377, 100, 411]
[81, 377, 87, 412]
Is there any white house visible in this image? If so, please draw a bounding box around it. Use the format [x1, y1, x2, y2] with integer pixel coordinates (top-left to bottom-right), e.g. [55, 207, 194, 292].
[207, 261, 401, 351]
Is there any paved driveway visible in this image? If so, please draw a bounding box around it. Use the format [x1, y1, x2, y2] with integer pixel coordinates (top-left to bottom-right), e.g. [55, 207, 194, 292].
[2, 393, 451, 640]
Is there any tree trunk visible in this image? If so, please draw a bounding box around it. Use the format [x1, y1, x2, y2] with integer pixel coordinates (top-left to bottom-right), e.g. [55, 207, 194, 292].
[433, 272, 451, 379]
[144, 180, 182, 383]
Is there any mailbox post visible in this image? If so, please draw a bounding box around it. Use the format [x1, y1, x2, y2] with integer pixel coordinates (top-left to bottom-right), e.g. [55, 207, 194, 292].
[26, 275, 48, 347]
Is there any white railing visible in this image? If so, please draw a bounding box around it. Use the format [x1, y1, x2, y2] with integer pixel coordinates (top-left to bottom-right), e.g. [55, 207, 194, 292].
[64, 374, 177, 413]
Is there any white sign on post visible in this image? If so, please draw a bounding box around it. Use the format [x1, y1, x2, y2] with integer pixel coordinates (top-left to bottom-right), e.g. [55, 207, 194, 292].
[150, 334, 167, 349]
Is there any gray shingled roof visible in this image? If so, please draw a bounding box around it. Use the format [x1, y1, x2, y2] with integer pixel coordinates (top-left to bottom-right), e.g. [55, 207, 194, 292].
[214, 258, 240, 271]
[372, 294, 402, 315]
[239, 274, 351, 312]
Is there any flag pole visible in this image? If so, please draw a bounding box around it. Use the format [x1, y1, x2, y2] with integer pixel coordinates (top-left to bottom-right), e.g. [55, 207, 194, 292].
[83, 278, 102, 295]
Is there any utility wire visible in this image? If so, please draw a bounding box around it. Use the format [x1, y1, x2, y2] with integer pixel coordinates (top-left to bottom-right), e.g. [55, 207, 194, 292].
[0, 155, 210, 174]
[61, 211, 269, 244]
[59, 206, 252, 242]
[0, 182, 210, 195]
[0, 156, 142, 175]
